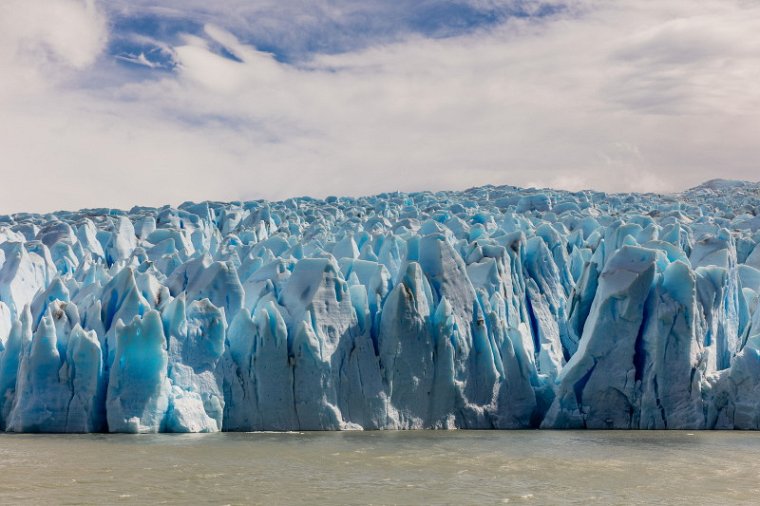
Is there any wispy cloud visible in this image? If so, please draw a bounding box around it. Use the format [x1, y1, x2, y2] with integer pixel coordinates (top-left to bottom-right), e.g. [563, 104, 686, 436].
[0, 0, 758, 213]
[105, 0, 567, 64]
[0, 0, 106, 91]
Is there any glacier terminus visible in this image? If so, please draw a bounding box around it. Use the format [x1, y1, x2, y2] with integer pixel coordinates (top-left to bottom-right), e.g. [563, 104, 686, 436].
[1, 179, 760, 432]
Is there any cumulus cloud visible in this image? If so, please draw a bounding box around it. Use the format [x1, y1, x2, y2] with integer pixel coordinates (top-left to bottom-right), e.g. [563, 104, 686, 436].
[0, 0, 758, 213]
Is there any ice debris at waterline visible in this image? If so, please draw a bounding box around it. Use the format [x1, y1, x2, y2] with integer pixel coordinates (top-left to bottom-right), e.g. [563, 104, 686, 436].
[1, 179, 760, 432]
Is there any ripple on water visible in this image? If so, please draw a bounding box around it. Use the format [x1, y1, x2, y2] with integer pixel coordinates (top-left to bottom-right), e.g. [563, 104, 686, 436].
[0, 431, 758, 505]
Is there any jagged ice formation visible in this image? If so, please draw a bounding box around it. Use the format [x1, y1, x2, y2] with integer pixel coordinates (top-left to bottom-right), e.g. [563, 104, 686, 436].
[1, 179, 759, 432]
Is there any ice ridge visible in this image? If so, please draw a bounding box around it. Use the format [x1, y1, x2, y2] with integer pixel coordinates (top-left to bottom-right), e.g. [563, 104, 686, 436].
[0, 179, 759, 431]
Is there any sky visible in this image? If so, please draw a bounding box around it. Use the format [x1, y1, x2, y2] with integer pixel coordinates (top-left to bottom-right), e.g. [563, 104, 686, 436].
[0, 0, 759, 213]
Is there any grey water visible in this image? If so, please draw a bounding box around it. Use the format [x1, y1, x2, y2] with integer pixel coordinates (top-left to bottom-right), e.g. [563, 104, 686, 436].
[1, 431, 758, 505]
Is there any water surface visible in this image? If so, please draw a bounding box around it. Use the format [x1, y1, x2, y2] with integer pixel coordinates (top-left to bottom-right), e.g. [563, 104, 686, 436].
[1, 431, 758, 504]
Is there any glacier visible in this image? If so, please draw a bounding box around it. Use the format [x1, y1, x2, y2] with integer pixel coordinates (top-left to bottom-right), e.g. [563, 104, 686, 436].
[0, 179, 759, 432]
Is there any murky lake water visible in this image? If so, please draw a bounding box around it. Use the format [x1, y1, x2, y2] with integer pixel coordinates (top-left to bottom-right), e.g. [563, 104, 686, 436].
[1, 431, 758, 505]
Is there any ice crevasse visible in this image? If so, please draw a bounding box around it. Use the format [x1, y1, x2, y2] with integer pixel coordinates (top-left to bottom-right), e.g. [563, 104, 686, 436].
[1, 179, 760, 432]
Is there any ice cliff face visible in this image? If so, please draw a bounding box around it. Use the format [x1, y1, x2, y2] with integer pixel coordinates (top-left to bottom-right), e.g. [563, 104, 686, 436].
[0, 179, 759, 432]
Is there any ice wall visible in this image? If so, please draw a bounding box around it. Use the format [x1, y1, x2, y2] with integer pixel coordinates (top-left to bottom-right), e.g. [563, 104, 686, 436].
[0, 179, 759, 431]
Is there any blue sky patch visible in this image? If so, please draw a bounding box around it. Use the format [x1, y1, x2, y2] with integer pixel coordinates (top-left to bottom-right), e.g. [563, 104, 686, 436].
[106, 1, 567, 71]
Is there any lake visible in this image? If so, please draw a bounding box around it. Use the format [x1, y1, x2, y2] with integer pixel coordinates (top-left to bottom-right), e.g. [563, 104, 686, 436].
[0, 431, 758, 504]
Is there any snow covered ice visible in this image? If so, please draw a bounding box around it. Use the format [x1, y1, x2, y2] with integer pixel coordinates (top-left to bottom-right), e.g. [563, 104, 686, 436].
[0, 179, 759, 432]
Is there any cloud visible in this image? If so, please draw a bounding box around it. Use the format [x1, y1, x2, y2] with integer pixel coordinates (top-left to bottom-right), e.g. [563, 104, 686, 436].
[0, 0, 758, 213]
[0, 0, 106, 82]
[105, 0, 567, 62]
